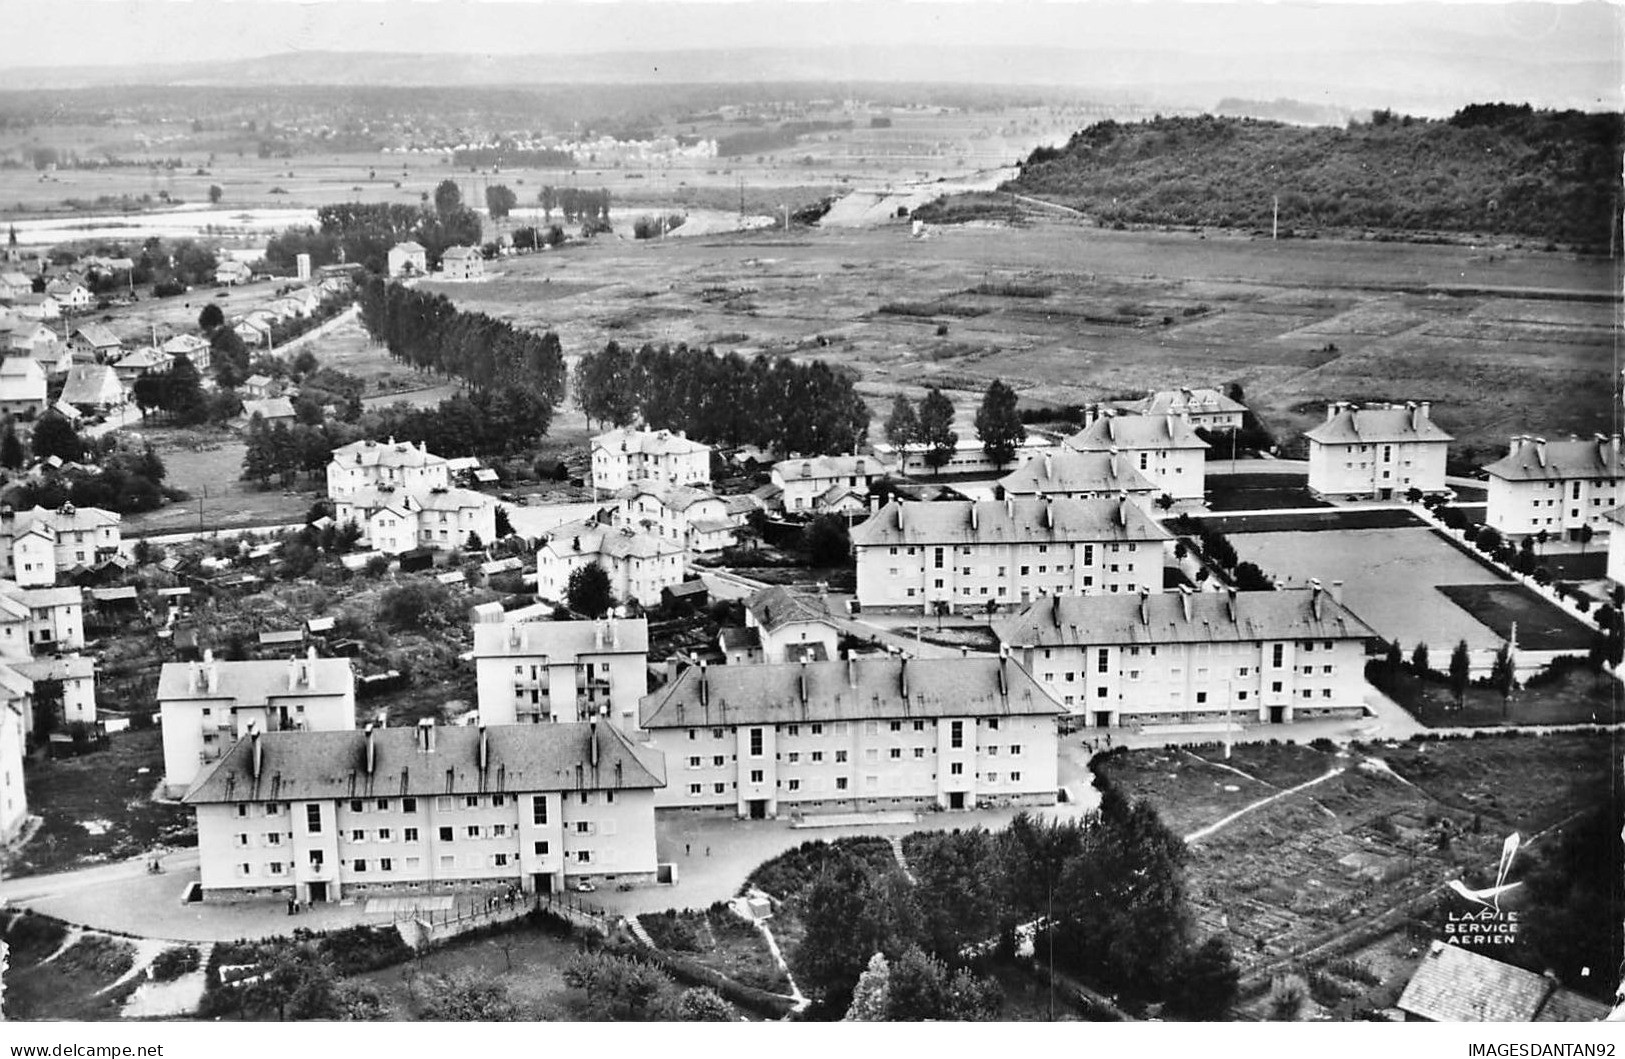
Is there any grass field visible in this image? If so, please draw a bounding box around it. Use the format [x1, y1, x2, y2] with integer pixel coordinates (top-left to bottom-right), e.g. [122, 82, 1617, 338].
[1192, 508, 1426, 534]
[1204, 472, 1331, 512]
[1435, 583, 1598, 652]
[1227, 527, 1510, 656]
[0, 928, 142, 1021]
[1379, 665, 1623, 728]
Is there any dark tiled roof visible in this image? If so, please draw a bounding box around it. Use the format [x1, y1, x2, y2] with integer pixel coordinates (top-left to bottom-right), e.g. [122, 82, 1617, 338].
[184, 721, 664, 804]
[640, 656, 1062, 729]
[746, 585, 837, 633]
[1483, 437, 1624, 483]
[993, 588, 1377, 647]
[850, 497, 1169, 548]
[1305, 404, 1453, 445]
[997, 449, 1156, 496]
[1396, 943, 1605, 1023]
[1065, 413, 1209, 451]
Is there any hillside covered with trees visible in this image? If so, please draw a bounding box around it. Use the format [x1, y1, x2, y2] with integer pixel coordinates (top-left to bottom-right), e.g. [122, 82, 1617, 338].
[1005, 106, 1623, 246]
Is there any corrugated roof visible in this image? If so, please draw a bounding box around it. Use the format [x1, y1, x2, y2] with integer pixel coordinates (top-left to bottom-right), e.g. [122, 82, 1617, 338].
[183, 720, 664, 804]
[472, 618, 650, 659]
[850, 497, 1170, 548]
[997, 449, 1157, 497]
[1305, 403, 1454, 445]
[1483, 437, 1623, 483]
[640, 656, 1062, 729]
[1397, 943, 1557, 1022]
[157, 657, 354, 704]
[993, 587, 1377, 647]
[1065, 413, 1209, 452]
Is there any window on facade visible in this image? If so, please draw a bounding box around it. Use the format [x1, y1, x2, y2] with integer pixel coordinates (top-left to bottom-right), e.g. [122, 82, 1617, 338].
[439, 826, 454, 842]
[305, 804, 322, 834]
[350, 800, 364, 813]
[835, 750, 848, 763]
[835, 777, 849, 791]
[354, 859, 367, 873]
[404, 827, 419, 842]
[351, 829, 365, 842]
[950, 721, 964, 749]
[1272, 644, 1284, 668]
[402, 798, 416, 814]
[950, 762, 964, 776]
[750, 769, 764, 784]
[749, 728, 764, 756]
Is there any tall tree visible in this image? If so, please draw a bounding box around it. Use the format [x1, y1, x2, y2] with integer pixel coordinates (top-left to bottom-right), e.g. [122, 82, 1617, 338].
[0, 423, 23, 470]
[484, 184, 518, 220]
[974, 379, 1025, 468]
[917, 387, 957, 471]
[1448, 638, 1472, 709]
[884, 394, 919, 449]
[566, 563, 615, 618]
[433, 179, 463, 218]
[31, 413, 84, 464]
[1411, 641, 1430, 674]
[198, 302, 225, 331]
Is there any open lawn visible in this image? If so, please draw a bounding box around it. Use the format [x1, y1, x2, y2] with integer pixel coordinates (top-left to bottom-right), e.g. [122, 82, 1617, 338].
[1539, 550, 1609, 582]
[1, 926, 142, 1021]
[638, 906, 790, 994]
[1227, 527, 1510, 658]
[1377, 665, 1623, 728]
[1436, 583, 1598, 652]
[8, 728, 194, 878]
[1203, 472, 1330, 512]
[121, 426, 315, 536]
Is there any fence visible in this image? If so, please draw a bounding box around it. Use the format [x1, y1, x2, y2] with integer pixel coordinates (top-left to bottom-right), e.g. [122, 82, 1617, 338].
[389, 887, 612, 948]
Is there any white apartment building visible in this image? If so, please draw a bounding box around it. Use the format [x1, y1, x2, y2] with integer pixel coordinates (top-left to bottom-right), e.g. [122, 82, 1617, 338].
[994, 584, 1377, 728]
[612, 483, 737, 554]
[535, 520, 685, 608]
[327, 439, 451, 500]
[851, 497, 1170, 609]
[1305, 402, 1452, 499]
[996, 448, 1157, 502]
[771, 455, 891, 514]
[334, 486, 497, 554]
[1128, 387, 1247, 431]
[638, 656, 1061, 817]
[0, 503, 121, 587]
[4, 583, 86, 653]
[0, 689, 25, 844]
[874, 436, 1055, 477]
[1483, 435, 1623, 539]
[590, 428, 712, 493]
[474, 618, 649, 730]
[386, 241, 428, 278]
[183, 718, 664, 902]
[1064, 411, 1209, 501]
[158, 650, 356, 797]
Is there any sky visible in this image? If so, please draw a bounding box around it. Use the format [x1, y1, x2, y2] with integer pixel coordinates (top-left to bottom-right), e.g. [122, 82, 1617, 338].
[2, 0, 1619, 69]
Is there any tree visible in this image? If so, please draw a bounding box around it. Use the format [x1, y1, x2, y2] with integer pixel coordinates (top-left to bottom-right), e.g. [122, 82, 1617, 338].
[164, 353, 206, 425]
[434, 179, 463, 218]
[1232, 561, 1272, 590]
[1384, 639, 1403, 676]
[1166, 936, 1240, 1019]
[464, 531, 484, 551]
[1448, 638, 1471, 709]
[673, 986, 733, 1022]
[417, 971, 515, 1021]
[884, 394, 919, 449]
[494, 505, 515, 539]
[1577, 523, 1594, 555]
[843, 953, 891, 1021]
[208, 184, 223, 204]
[31, 413, 84, 464]
[1410, 641, 1430, 674]
[1491, 643, 1516, 713]
[973, 379, 1025, 468]
[560, 952, 668, 1021]
[484, 184, 518, 220]
[803, 514, 852, 568]
[210, 326, 251, 388]
[198, 302, 225, 331]
[0, 423, 23, 471]
[30, 677, 62, 744]
[918, 387, 957, 471]
[565, 563, 615, 618]
[792, 858, 920, 1017]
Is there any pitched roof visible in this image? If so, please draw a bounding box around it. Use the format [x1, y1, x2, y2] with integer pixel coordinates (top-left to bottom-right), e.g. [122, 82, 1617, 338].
[158, 656, 354, 704]
[442, 246, 481, 260]
[183, 720, 664, 804]
[114, 347, 171, 370]
[592, 427, 710, 458]
[1065, 413, 1211, 452]
[330, 438, 447, 471]
[239, 397, 296, 421]
[997, 449, 1157, 496]
[391, 241, 426, 253]
[640, 656, 1062, 729]
[747, 585, 838, 633]
[541, 519, 683, 561]
[718, 626, 759, 651]
[59, 364, 123, 406]
[772, 454, 888, 482]
[1397, 943, 1606, 1023]
[1135, 388, 1247, 416]
[1305, 403, 1453, 445]
[13, 655, 95, 682]
[614, 482, 723, 513]
[72, 324, 122, 349]
[413, 486, 492, 513]
[1483, 436, 1623, 483]
[0, 356, 46, 394]
[12, 503, 120, 536]
[995, 587, 1376, 648]
[472, 618, 650, 659]
[850, 497, 1170, 548]
[160, 333, 210, 355]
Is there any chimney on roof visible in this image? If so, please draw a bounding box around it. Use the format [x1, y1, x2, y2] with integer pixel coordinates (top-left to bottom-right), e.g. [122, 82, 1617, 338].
[996, 656, 1007, 697]
[1138, 586, 1151, 626]
[1612, 435, 1622, 468]
[189, 659, 201, 693]
[698, 660, 709, 707]
[1052, 593, 1062, 629]
[1044, 496, 1054, 530]
[417, 717, 435, 754]
[1042, 452, 1052, 480]
[896, 504, 905, 532]
[1109, 446, 1120, 478]
[1106, 417, 1116, 444]
[249, 723, 262, 782]
[847, 655, 857, 688]
[204, 650, 218, 693]
[1116, 493, 1129, 527]
[1326, 402, 1339, 423]
[1178, 585, 1193, 623]
[970, 503, 978, 531]
[1418, 401, 1431, 427]
[1005, 496, 1014, 519]
[589, 710, 600, 770]
[899, 657, 909, 700]
[286, 653, 299, 691]
[960, 645, 969, 658]
[798, 660, 809, 707]
[1534, 438, 1548, 468]
[1310, 578, 1324, 621]
[1329, 580, 1344, 606]
[478, 724, 489, 771]
[365, 722, 376, 775]
[1226, 587, 1238, 623]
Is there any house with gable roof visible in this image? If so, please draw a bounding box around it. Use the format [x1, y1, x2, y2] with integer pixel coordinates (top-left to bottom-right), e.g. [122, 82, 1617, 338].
[1063, 409, 1209, 501]
[0, 356, 47, 419]
[1305, 401, 1453, 499]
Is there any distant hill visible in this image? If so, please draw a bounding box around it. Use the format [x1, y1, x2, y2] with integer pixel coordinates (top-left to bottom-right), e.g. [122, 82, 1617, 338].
[1004, 107, 1624, 247]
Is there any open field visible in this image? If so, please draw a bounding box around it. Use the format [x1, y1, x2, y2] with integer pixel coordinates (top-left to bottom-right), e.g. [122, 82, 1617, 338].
[1097, 731, 1619, 1013]
[1227, 527, 1513, 656]
[1204, 472, 1331, 512]
[416, 216, 1618, 463]
[1379, 665, 1624, 728]
[1435, 583, 1597, 652]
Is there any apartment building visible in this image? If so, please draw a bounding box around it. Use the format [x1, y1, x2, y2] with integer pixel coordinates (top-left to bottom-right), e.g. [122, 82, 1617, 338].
[851, 496, 1170, 608]
[995, 448, 1157, 502]
[1063, 411, 1209, 501]
[159, 650, 356, 797]
[993, 584, 1376, 728]
[1483, 435, 1623, 539]
[591, 428, 711, 493]
[638, 656, 1061, 817]
[535, 519, 685, 608]
[333, 486, 497, 554]
[0, 503, 121, 587]
[183, 718, 664, 902]
[873, 437, 1055, 477]
[612, 483, 737, 554]
[386, 241, 428, 278]
[327, 438, 451, 500]
[1305, 402, 1452, 499]
[13, 654, 96, 733]
[771, 455, 891, 514]
[474, 618, 649, 730]
[1127, 387, 1246, 431]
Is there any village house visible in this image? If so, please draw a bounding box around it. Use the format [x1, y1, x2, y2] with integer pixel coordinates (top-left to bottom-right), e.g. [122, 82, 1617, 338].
[158, 649, 357, 797]
[327, 438, 451, 500]
[638, 655, 1061, 816]
[13, 655, 97, 733]
[233, 319, 269, 348]
[215, 259, 253, 286]
[232, 397, 297, 430]
[0, 271, 32, 301]
[0, 503, 122, 587]
[994, 583, 1375, 728]
[386, 241, 428, 278]
[161, 333, 212, 373]
[1063, 410, 1209, 502]
[0, 687, 25, 844]
[182, 717, 664, 902]
[9, 293, 61, 322]
[242, 374, 277, 399]
[736, 585, 843, 664]
[0, 581, 87, 653]
[770, 454, 891, 514]
[1396, 941, 1610, 1022]
[851, 496, 1170, 609]
[112, 347, 173, 386]
[611, 482, 736, 554]
[590, 427, 712, 493]
[995, 448, 1158, 503]
[68, 323, 122, 361]
[473, 618, 649, 730]
[332, 485, 496, 554]
[535, 519, 686, 608]
[0, 356, 47, 419]
[0, 320, 62, 365]
[1305, 401, 1452, 500]
[1124, 386, 1247, 431]
[874, 436, 1055, 477]
[44, 279, 92, 313]
[1483, 434, 1623, 539]
[59, 363, 124, 413]
[439, 245, 485, 282]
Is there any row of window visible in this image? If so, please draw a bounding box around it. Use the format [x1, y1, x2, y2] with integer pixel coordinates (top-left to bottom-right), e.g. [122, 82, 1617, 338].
[233, 844, 589, 879]
[684, 742, 1023, 770]
[682, 768, 1027, 797]
[683, 718, 1004, 742]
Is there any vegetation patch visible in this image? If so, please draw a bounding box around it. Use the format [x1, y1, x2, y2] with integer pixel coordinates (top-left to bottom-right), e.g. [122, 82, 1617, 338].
[1435, 583, 1595, 651]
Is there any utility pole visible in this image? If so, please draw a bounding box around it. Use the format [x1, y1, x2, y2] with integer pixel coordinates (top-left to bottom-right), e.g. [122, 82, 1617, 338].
[1272, 195, 1279, 241]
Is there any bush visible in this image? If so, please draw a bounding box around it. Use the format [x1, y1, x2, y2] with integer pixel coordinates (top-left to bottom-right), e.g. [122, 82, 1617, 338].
[151, 945, 202, 981]
[318, 924, 413, 975]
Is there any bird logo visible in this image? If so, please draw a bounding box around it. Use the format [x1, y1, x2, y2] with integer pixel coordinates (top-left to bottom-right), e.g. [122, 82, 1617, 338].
[1446, 832, 1523, 911]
